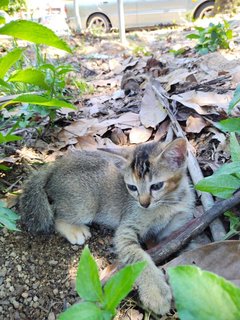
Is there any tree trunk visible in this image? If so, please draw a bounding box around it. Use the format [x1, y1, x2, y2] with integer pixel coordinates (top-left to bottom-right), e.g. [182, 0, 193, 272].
[214, 0, 239, 14]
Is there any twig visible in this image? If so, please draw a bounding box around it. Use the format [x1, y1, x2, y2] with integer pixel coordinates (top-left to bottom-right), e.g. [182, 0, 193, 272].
[148, 189, 240, 265]
[101, 190, 240, 284]
[173, 75, 232, 95]
[151, 78, 226, 241]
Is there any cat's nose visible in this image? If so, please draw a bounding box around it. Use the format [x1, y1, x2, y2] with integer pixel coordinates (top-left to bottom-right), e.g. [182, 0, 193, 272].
[139, 195, 151, 208]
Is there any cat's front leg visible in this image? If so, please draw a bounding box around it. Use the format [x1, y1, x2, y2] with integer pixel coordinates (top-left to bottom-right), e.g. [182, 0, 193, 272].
[114, 225, 172, 315]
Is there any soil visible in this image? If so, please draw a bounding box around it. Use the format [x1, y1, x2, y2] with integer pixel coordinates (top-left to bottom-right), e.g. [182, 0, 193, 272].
[0, 225, 116, 320]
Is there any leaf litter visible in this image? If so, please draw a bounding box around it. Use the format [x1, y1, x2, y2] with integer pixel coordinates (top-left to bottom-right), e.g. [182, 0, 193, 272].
[1, 15, 240, 320]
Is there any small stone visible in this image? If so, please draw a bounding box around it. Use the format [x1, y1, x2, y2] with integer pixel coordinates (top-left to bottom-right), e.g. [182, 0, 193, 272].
[53, 288, 58, 295]
[9, 286, 14, 292]
[12, 300, 20, 309]
[71, 245, 79, 251]
[48, 260, 58, 266]
[21, 292, 28, 299]
[38, 260, 44, 266]
[16, 265, 22, 272]
[33, 296, 38, 302]
[48, 312, 55, 320]
[33, 302, 39, 308]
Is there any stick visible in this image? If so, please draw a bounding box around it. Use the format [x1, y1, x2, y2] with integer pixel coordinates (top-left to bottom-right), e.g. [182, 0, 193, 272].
[151, 79, 226, 241]
[101, 190, 240, 284]
[148, 189, 240, 265]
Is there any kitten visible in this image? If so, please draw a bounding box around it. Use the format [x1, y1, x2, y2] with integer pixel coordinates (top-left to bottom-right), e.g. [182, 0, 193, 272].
[19, 138, 195, 315]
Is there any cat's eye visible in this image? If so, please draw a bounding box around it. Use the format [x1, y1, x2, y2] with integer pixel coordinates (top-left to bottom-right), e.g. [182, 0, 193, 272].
[127, 184, 138, 192]
[151, 182, 164, 191]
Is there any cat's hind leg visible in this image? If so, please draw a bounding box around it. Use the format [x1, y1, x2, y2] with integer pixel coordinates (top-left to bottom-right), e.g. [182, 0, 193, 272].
[55, 220, 91, 245]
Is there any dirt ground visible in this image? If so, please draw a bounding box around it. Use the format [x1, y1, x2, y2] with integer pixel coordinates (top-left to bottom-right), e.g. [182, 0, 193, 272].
[1, 14, 240, 320]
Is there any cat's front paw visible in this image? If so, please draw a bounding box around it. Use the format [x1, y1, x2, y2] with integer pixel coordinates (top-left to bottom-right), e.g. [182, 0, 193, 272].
[55, 220, 91, 245]
[138, 268, 172, 315]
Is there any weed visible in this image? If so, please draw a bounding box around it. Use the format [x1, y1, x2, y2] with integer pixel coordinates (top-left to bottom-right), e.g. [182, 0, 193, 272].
[0, 200, 20, 231]
[59, 246, 146, 320]
[187, 21, 233, 54]
[132, 45, 151, 57]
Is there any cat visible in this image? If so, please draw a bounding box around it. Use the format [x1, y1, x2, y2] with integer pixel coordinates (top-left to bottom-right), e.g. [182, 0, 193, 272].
[19, 138, 195, 315]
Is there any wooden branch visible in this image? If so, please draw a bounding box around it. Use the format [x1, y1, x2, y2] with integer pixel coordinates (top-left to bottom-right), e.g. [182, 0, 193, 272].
[151, 79, 226, 241]
[148, 189, 240, 265]
[101, 190, 240, 284]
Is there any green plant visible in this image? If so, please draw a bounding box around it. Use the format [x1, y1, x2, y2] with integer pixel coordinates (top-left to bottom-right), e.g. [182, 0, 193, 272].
[59, 246, 146, 320]
[0, 0, 77, 146]
[196, 85, 240, 199]
[0, 200, 20, 231]
[187, 21, 233, 54]
[132, 45, 151, 57]
[224, 211, 240, 239]
[169, 265, 240, 320]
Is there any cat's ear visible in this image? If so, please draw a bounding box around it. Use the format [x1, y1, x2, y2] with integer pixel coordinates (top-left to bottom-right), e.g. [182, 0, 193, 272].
[159, 138, 187, 170]
[98, 146, 134, 169]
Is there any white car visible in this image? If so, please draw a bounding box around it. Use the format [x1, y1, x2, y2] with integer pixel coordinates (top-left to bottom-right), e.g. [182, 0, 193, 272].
[65, 0, 215, 32]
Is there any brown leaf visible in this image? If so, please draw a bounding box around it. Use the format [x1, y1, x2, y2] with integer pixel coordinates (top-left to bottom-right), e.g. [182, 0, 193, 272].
[111, 128, 128, 145]
[129, 126, 153, 144]
[140, 84, 167, 128]
[163, 241, 240, 287]
[159, 68, 194, 91]
[171, 91, 233, 115]
[185, 115, 207, 133]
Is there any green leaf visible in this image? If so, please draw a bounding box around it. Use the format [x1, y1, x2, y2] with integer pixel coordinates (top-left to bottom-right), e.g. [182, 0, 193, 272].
[0, 201, 20, 231]
[0, 16, 5, 25]
[103, 261, 146, 314]
[213, 161, 240, 176]
[0, 0, 9, 9]
[0, 20, 72, 53]
[195, 174, 240, 198]
[76, 246, 104, 302]
[216, 118, 240, 133]
[0, 164, 11, 171]
[228, 84, 240, 114]
[168, 265, 240, 320]
[1, 94, 76, 109]
[8, 68, 48, 89]
[58, 302, 105, 320]
[0, 48, 24, 79]
[230, 133, 240, 162]
[0, 132, 22, 143]
[186, 33, 200, 39]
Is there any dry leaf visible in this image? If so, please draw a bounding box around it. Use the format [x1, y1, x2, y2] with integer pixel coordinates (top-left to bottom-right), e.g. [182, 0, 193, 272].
[111, 128, 128, 145]
[163, 241, 240, 287]
[140, 84, 167, 128]
[186, 115, 207, 133]
[159, 68, 195, 91]
[129, 126, 153, 144]
[75, 135, 98, 150]
[171, 91, 233, 115]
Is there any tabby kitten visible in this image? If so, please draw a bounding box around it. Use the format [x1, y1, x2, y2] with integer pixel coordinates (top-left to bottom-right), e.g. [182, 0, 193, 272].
[19, 138, 195, 315]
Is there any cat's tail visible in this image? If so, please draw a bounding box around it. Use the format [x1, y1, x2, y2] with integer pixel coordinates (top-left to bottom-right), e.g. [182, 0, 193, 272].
[19, 169, 55, 234]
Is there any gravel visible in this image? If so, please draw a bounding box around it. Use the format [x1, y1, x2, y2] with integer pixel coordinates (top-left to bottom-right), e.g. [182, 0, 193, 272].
[0, 225, 115, 319]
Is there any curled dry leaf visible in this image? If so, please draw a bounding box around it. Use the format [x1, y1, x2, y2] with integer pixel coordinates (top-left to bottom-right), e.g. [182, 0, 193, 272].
[140, 83, 167, 128]
[171, 90, 233, 115]
[163, 240, 240, 287]
[129, 126, 153, 144]
[158, 68, 194, 91]
[111, 128, 128, 145]
[185, 115, 207, 133]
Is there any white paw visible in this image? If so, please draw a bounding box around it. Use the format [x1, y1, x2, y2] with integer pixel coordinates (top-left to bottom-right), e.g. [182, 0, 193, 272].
[138, 268, 172, 315]
[55, 220, 91, 245]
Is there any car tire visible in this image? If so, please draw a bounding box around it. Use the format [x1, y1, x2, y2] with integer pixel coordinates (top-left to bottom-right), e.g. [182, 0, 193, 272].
[87, 13, 111, 32]
[194, 1, 215, 19]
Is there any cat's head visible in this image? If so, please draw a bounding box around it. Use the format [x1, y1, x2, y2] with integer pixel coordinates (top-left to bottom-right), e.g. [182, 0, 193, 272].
[99, 138, 188, 209]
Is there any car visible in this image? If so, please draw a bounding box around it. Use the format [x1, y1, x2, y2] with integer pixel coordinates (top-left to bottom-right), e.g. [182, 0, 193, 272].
[64, 0, 215, 32]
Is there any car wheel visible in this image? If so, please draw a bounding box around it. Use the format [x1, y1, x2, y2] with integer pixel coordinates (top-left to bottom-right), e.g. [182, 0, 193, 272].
[87, 13, 111, 32]
[194, 1, 215, 19]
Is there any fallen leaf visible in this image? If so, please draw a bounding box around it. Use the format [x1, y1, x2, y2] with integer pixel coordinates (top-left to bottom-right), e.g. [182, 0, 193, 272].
[129, 126, 153, 144]
[75, 135, 98, 150]
[111, 128, 128, 145]
[171, 91, 233, 115]
[140, 84, 167, 128]
[159, 68, 195, 91]
[163, 241, 240, 287]
[186, 115, 207, 133]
